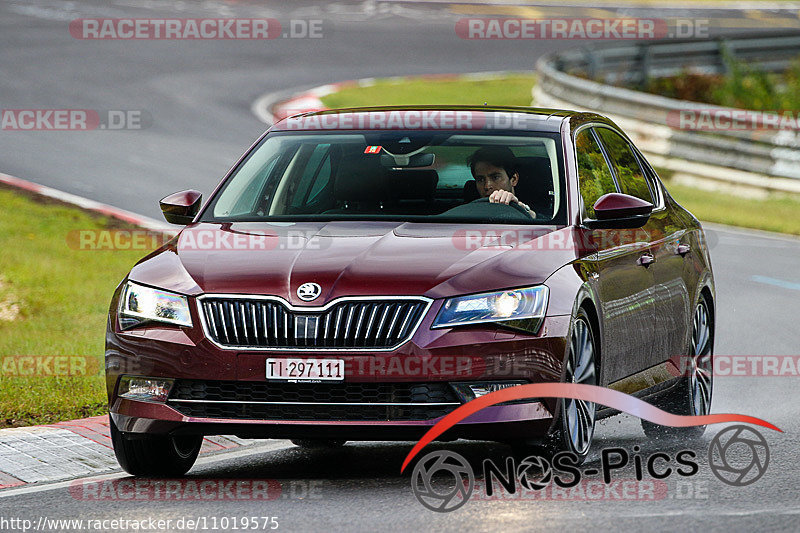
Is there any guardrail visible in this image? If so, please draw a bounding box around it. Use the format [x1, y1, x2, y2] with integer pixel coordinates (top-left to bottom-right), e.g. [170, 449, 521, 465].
[533, 32, 800, 194]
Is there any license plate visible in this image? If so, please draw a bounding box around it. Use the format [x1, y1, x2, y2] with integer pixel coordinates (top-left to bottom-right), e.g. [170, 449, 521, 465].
[266, 358, 345, 382]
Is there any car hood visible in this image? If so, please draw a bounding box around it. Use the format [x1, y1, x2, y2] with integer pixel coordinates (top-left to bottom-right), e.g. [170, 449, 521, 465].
[128, 221, 579, 304]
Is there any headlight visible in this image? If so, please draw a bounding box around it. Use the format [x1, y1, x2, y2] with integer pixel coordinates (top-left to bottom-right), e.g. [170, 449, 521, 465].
[119, 281, 192, 329]
[432, 286, 548, 334]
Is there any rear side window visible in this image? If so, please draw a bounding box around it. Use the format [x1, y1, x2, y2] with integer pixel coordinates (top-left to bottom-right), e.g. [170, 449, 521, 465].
[595, 128, 653, 204]
[575, 129, 617, 219]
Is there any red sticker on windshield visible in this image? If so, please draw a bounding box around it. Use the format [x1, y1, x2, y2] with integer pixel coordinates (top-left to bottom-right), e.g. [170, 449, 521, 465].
[364, 146, 382, 154]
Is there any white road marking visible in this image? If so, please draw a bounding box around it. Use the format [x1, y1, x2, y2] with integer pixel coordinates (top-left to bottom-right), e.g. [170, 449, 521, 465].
[751, 275, 800, 291]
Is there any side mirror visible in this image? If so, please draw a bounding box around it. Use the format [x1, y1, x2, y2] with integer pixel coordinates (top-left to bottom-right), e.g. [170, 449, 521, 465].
[584, 193, 653, 229]
[159, 190, 202, 225]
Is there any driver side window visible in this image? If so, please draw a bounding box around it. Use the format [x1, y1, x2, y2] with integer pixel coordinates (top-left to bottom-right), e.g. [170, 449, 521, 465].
[575, 128, 618, 219]
[595, 127, 653, 204]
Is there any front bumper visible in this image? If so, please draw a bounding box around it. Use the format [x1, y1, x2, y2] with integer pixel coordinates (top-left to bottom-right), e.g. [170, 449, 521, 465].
[106, 294, 571, 442]
[111, 397, 553, 441]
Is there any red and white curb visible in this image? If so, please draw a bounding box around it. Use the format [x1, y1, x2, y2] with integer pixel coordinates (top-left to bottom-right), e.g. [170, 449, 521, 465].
[251, 82, 347, 125]
[0, 416, 255, 490]
[0, 172, 172, 233]
[251, 71, 532, 125]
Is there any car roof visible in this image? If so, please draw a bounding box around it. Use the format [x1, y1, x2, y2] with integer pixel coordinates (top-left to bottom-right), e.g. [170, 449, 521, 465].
[270, 105, 586, 133]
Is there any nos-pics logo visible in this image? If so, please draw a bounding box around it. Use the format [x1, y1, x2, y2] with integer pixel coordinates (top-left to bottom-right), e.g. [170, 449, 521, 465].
[411, 424, 770, 512]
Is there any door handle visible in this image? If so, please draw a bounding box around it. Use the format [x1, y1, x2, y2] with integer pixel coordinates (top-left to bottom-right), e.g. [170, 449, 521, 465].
[676, 244, 691, 256]
[638, 253, 655, 267]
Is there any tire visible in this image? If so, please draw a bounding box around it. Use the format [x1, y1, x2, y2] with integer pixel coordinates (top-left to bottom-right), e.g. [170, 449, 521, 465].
[110, 415, 202, 477]
[291, 439, 346, 449]
[513, 308, 598, 464]
[641, 294, 714, 440]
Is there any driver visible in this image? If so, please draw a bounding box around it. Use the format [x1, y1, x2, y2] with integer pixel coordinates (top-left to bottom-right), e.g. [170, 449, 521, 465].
[467, 147, 536, 218]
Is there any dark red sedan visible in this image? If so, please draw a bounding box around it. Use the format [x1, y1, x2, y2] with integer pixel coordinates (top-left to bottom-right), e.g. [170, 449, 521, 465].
[106, 106, 714, 476]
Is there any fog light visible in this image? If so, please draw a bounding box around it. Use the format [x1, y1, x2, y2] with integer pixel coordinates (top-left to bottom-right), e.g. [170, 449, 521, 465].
[119, 377, 173, 402]
[451, 381, 526, 403]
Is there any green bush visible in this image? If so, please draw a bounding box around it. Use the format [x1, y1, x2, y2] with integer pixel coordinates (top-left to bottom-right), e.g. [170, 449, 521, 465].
[643, 52, 800, 112]
[645, 71, 723, 103]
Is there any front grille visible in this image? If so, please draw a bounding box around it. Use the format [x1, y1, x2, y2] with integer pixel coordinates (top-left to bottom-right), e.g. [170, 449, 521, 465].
[167, 380, 461, 421]
[199, 297, 429, 349]
[171, 380, 458, 403]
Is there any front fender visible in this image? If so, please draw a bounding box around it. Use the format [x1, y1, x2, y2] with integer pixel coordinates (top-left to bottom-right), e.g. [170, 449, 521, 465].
[544, 260, 605, 384]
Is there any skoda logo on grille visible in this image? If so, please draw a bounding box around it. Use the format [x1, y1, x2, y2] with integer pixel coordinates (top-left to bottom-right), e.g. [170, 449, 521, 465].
[297, 282, 322, 302]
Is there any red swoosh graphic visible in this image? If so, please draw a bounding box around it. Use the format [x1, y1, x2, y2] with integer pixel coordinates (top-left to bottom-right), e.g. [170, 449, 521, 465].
[400, 383, 781, 473]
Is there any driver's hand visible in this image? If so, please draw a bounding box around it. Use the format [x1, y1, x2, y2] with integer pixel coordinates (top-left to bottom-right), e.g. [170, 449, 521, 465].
[488, 190, 537, 218]
[488, 190, 518, 205]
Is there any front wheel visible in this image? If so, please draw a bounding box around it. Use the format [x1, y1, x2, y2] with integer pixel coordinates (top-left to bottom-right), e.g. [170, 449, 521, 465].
[641, 295, 713, 439]
[513, 308, 598, 463]
[110, 415, 202, 477]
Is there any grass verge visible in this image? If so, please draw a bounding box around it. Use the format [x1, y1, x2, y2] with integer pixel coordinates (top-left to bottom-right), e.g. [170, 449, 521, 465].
[0, 186, 156, 428]
[662, 179, 800, 236]
[320, 74, 538, 108]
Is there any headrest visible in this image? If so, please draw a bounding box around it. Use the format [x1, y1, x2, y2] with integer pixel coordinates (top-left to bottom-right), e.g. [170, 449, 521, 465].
[516, 157, 551, 183]
[333, 153, 388, 202]
[463, 179, 479, 202]
[515, 157, 553, 197]
[388, 169, 439, 201]
[515, 156, 555, 217]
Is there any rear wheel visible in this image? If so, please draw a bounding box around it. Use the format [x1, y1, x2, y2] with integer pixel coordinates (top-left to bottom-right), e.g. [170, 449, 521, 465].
[641, 295, 713, 439]
[110, 416, 202, 477]
[513, 308, 597, 463]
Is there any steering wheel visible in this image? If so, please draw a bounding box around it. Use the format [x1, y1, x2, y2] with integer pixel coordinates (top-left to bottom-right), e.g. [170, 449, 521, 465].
[469, 196, 534, 219]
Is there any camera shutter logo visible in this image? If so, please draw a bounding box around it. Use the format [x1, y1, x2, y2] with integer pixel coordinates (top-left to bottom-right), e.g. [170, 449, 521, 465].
[708, 425, 770, 486]
[517, 455, 553, 491]
[296, 282, 322, 302]
[411, 450, 474, 512]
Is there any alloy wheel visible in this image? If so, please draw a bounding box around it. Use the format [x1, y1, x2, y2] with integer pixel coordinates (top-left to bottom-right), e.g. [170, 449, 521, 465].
[690, 299, 713, 416]
[564, 316, 597, 455]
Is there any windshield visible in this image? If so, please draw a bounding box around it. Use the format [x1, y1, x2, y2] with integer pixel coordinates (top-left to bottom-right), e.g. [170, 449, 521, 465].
[201, 130, 566, 225]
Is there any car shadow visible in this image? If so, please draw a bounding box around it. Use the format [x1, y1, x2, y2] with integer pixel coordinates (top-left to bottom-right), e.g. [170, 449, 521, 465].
[185, 431, 712, 482]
